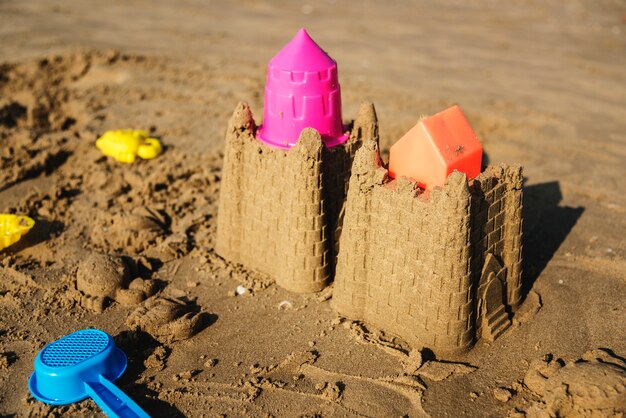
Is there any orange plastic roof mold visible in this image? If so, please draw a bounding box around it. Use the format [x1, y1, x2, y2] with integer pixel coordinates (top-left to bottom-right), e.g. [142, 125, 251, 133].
[388, 105, 483, 190]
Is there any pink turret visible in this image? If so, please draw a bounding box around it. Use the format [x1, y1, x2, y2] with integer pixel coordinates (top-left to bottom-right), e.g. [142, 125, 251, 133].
[257, 28, 348, 149]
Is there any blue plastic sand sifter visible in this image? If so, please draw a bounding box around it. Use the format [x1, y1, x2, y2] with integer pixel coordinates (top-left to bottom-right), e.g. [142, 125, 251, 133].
[29, 329, 150, 418]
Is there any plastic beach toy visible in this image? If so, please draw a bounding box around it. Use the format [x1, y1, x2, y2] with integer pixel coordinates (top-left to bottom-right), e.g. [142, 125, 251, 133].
[29, 329, 150, 418]
[257, 28, 348, 149]
[0, 214, 35, 251]
[96, 130, 162, 163]
[388, 105, 483, 190]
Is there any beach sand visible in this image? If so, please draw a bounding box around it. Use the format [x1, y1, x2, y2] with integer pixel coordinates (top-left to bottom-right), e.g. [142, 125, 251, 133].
[0, 1, 625, 416]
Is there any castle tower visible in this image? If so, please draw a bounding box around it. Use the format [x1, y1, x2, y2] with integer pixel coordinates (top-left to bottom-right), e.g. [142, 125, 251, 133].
[257, 28, 348, 148]
[332, 106, 523, 358]
[216, 29, 373, 293]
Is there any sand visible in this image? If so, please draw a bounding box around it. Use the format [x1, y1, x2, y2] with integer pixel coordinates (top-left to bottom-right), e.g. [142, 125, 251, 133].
[0, 1, 625, 417]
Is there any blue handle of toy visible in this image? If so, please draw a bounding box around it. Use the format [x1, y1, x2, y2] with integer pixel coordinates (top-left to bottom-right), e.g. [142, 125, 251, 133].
[84, 375, 150, 418]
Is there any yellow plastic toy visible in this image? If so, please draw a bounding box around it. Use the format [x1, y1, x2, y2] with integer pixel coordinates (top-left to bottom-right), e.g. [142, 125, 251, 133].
[0, 215, 35, 251]
[96, 129, 163, 163]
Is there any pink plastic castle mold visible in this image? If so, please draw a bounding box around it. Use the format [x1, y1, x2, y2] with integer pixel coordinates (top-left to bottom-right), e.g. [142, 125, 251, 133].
[256, 28, 348, 149]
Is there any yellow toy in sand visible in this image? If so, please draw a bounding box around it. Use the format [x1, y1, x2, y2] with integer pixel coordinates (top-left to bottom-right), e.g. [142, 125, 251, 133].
[0, 215, 35, 251]
[96, 129, 163, 163]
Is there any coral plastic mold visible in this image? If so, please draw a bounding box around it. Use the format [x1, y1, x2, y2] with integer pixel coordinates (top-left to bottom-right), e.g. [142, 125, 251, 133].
[96, 129, 163, 163]
[257, 28, 348, 149]
[388, 105, 483, 190]
[0, 214, 34, 251]
[29, 329, 149, 417]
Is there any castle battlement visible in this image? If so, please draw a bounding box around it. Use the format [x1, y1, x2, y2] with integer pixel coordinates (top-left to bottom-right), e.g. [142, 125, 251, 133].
[332, 135, 523, 357]
[268, 66, 338, 86]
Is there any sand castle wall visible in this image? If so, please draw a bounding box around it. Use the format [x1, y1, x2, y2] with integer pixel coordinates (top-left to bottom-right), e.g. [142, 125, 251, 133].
[216, 102, 375, 293]
[470, 165, 523, 310]
[332, 138, 523, 357]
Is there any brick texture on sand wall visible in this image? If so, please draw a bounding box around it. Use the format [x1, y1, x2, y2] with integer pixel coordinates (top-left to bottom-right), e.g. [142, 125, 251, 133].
[215, 101, 377, 293]
[332, 135, 523, 358]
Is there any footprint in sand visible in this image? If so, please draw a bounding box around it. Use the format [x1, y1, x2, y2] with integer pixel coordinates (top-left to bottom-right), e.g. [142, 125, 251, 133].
[90, 206, 169, 255]
[126, 296, 208, 344]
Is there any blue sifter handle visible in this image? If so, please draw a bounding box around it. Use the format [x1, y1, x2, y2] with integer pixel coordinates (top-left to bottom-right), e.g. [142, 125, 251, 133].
[84, 375, 150, 418]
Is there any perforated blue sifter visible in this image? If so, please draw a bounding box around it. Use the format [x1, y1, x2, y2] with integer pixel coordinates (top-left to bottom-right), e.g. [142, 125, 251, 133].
[29, 329, 150, 418]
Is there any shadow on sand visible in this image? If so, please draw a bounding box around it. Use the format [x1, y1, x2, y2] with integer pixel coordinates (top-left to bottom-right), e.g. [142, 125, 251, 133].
[522, 180, 584, 295]
[114, 330, 186, 418]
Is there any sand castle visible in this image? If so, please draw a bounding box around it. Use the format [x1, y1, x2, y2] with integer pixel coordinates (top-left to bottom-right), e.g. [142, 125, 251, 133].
[216, 29, 523, 357]
[331, 105, 524, 356]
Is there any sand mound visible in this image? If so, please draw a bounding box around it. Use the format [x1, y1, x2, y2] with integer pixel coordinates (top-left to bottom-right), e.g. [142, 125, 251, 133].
[76, 252, 130, 299]
[75, 252, 160, 312]
[523, 350, 626, 417]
